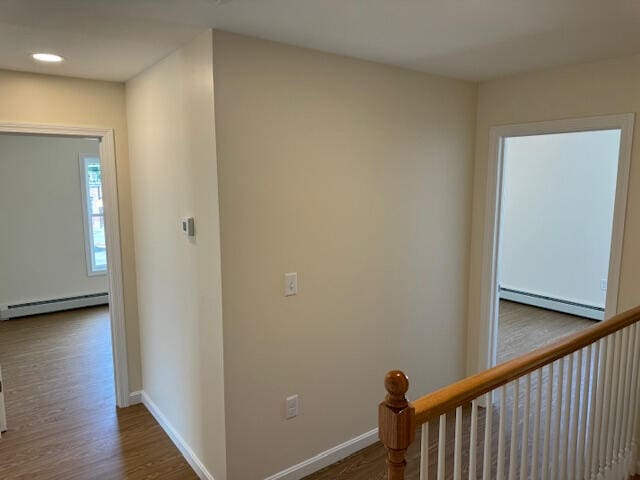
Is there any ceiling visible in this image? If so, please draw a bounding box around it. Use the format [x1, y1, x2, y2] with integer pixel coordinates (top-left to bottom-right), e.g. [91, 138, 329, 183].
[2, 0, 640, 82]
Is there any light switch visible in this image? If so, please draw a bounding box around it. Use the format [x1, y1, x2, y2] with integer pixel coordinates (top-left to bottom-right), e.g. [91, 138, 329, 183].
[284, 272, 298, 297]
[285, 394, 299, 419]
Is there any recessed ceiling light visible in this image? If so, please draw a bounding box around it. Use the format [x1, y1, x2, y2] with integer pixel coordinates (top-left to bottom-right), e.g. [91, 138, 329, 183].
[32, 53, 64, 63]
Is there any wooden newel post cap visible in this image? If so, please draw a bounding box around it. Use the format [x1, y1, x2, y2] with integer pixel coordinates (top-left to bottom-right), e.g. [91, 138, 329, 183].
[384, 370, 410, 408]
[379, 370, 415, 479]
[379, 370, 415, 450]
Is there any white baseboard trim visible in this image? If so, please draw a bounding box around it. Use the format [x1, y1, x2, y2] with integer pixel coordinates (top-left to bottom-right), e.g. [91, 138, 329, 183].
[500, 288, 604, 321]
[128, 390, 142, 405]
[264, 428, 379, 480]
[141, 391, 215, 480]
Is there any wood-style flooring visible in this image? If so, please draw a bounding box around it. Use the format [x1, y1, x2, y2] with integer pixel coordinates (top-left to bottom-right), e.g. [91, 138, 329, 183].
[302, 301, 596, 480]
[0, 302, 597, 479]
[497, 300, 595, 363]
[0, 306, 198, 479]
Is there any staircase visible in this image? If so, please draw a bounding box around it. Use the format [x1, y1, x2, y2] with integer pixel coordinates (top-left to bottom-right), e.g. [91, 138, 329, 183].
[379, 305, 640, 480]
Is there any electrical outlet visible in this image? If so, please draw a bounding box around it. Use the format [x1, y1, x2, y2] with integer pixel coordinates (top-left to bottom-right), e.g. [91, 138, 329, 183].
[285, 394, 299, 419]
[601, 279, 608, 291]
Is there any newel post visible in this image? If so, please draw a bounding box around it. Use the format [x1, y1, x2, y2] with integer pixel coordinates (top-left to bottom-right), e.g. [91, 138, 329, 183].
[379, 370, 415, 480]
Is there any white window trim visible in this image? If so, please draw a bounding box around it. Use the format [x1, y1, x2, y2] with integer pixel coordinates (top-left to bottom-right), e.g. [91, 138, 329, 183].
[79, 154, 107, 276]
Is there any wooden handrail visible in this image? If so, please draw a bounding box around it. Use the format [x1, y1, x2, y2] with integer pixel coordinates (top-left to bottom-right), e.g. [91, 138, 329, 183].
[378, 304, 640, 479]
[413, 304, 640, 424]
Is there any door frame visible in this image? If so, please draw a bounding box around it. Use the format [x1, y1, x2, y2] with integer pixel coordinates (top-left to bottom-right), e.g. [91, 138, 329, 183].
[0, 121, 131, 407]
[479, 113, 635, 371]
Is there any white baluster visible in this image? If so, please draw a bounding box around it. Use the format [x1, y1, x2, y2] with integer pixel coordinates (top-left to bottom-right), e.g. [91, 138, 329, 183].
[482, 392, 493, 480]
[454, 406, 462, 480]
[625, 324, 640, 472]
[606, 332, 621, 473]
[509, 380, 519, 480]
[568, 350, 582, 480]
[631, 323, 640, 474]
[421, 422, 429, 480]
[597, 335, 614, 475]
[623, 325, 636, 473]
[469, 399, 478, 480]
[438, 414, 446, 480]
[576, 345, 591, 480]
[588, 339, 604, 479]
[497, 385, 507, 480]
[520, 374, 531, 479]
[531, 368, 542, 480]
[551, 358, 564, 480]
[561, 353, 573, 478]
[542, 362, 554, 480]
[614, 327, 630, 475]
[614, 331, 626, 472]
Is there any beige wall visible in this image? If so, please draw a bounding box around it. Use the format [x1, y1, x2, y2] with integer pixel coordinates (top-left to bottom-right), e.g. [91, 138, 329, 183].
[212, 31, 477, 479]
[0, 135, 107, 306]
[0, 69, 141, 391]
[467, 55, 640, 374]
[126, 31, 227, 479]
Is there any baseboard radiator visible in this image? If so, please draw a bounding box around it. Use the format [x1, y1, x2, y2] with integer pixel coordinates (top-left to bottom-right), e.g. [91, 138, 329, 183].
[0, 292, 109, 320]
[500, 286, 605, 321]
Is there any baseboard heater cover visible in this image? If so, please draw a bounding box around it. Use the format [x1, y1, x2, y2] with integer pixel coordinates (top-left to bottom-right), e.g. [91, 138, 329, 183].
[500, 287, 604, 321]
[0, 292, 109, 320]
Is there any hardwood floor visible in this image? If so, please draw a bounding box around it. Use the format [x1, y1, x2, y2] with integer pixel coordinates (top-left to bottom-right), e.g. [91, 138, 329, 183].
[497, 300, 596, 363]
[0, 306, 198, 479]
[0, 303, 598, 479]
[302, 301, 596, 480]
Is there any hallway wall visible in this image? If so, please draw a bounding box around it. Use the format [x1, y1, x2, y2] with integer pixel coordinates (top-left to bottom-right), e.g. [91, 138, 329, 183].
[212, 31, 478, 479]
[126, 30, 227, 480]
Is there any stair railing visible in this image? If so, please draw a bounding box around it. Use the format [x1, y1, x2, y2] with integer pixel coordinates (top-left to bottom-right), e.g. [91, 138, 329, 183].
[379, 305, 640, 480]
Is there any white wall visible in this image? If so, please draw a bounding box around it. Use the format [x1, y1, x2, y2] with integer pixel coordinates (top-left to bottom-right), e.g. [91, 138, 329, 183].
[499, 130, 620, 308]
[211, 31, 477, 479]
[126, 30, 227, 480]
[0, 134, 107, 306]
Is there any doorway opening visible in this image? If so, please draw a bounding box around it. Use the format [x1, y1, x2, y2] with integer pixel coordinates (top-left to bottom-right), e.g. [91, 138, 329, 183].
[0, 132, 124, 434]
[0, 124, 130, 446]
[480, 114, 634, 369]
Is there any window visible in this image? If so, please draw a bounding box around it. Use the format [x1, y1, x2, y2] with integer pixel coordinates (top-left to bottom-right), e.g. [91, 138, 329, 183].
[80, 155, 107, 275]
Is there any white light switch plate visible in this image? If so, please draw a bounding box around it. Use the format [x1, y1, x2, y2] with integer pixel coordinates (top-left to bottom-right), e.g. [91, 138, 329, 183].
[286, 394, 299, 419]
[284, 272, 298, 296]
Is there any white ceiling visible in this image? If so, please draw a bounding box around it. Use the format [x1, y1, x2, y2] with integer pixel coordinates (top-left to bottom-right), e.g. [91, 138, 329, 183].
[2, 0, 640, 82]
